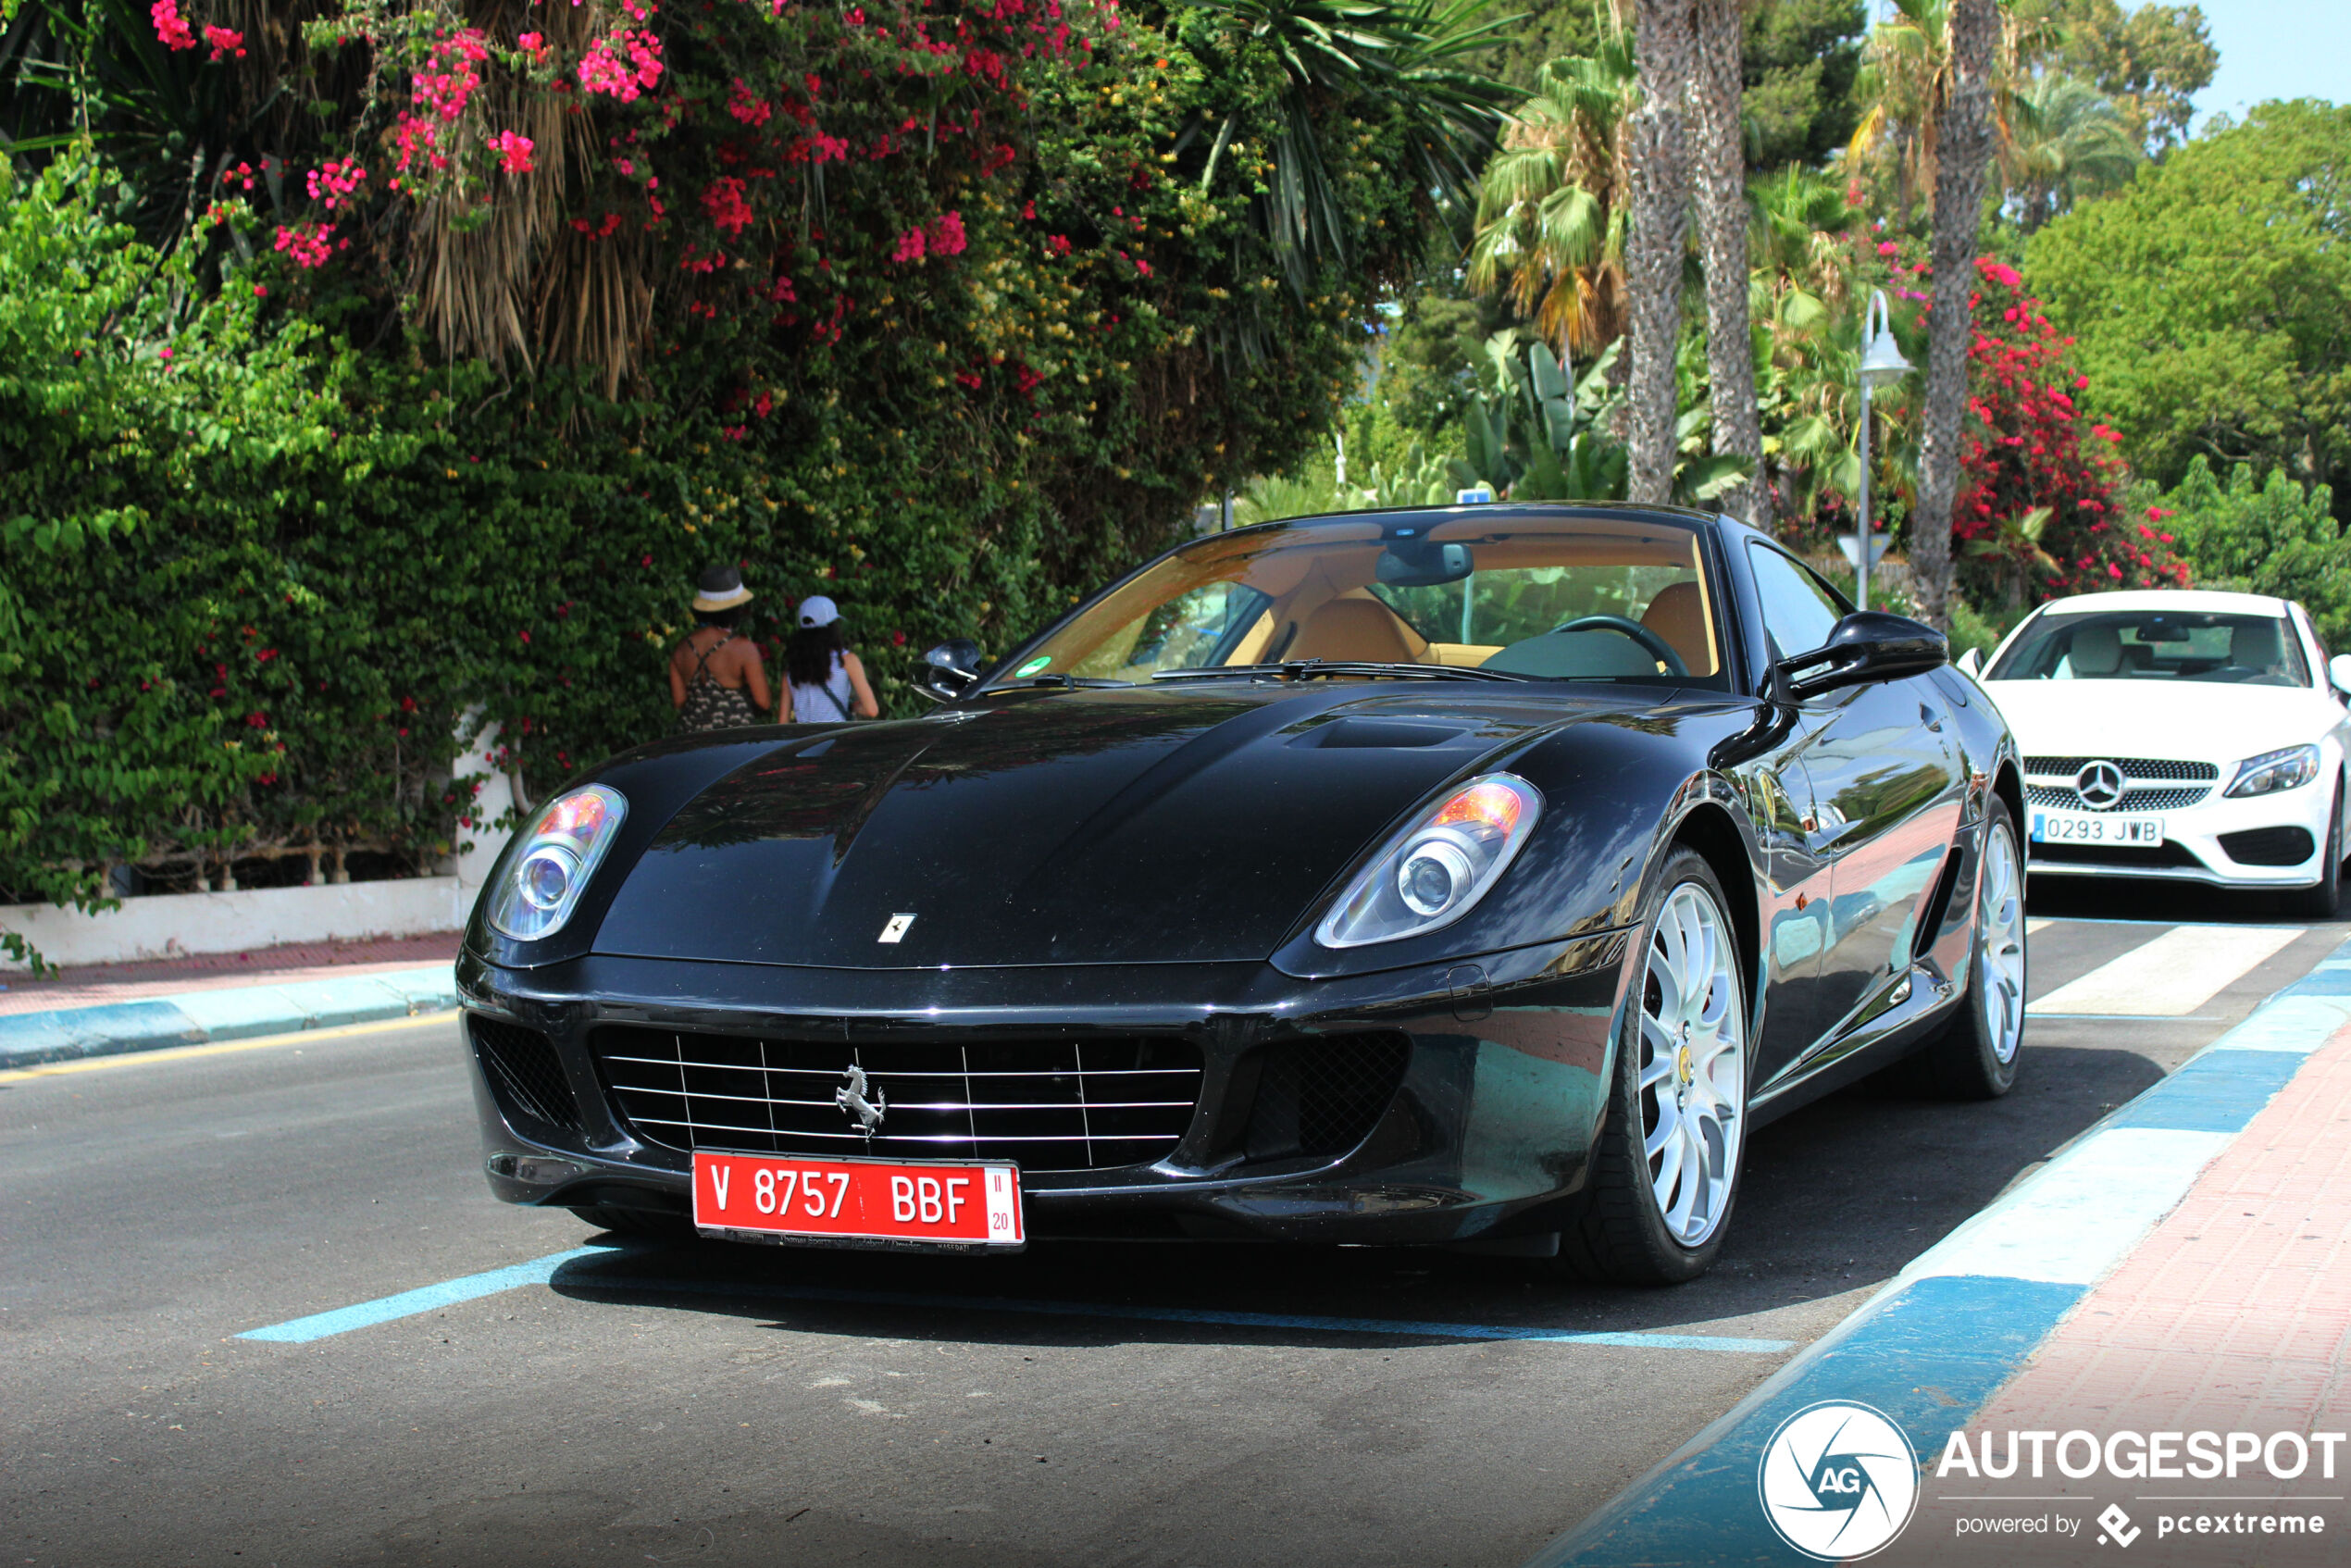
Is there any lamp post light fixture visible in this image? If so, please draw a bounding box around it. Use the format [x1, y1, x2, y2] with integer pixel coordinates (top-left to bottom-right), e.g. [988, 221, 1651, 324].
[1850, 289, 1913, 612]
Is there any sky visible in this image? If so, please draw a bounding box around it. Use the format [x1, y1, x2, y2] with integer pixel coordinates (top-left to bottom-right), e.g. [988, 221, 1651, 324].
[2191, 2, 2351, 124]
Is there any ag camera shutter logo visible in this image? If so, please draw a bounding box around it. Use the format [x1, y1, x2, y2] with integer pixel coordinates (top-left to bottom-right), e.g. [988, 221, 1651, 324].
[1758, 1400, 1921, 1560]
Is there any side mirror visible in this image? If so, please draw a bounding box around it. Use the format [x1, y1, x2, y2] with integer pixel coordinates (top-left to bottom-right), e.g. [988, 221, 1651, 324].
[2330, 653, 2351, 699]
[1958, 647, 1984, 678]
[1779, 612, 1948, 703]
[915, 639, 987, 703]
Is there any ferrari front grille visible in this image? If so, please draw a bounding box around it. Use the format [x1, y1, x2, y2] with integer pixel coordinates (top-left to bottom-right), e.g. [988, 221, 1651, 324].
[591, 1027, 1203, 1173]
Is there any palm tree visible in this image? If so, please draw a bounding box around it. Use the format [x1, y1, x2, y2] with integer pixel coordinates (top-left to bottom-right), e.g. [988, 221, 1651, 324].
[1189, 0, 1520, 294]
[1847, 0, 2039, 233]
[1909, 0, 1998, 633]
[1465, 34, 1637, 357]
[2004, 73, 2140, 232]
[1623, 0, 1698, 504]
[1688, 0, 1767, 529]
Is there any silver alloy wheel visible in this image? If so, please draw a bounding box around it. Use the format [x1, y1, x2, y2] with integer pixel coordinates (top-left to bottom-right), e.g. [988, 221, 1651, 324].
[1978, 822, 2027, 1065]
[1636, 881, 1746, 1247]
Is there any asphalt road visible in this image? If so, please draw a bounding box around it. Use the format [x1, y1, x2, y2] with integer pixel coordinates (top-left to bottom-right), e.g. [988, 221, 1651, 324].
[5, 881, 2345, 1568]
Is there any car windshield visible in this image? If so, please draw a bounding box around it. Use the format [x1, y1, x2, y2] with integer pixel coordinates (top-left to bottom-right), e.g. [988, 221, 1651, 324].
[1986, 608, 2308, 687]
[994, 513, 1728, 690]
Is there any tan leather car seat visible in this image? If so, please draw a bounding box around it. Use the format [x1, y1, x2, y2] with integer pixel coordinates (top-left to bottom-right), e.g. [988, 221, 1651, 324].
[1287, 592, 1429, 665]
[1639, 581, 1713, 674]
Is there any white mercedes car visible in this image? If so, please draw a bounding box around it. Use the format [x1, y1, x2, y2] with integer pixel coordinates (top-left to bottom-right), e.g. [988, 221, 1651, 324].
[1963, 590, 2351, 915]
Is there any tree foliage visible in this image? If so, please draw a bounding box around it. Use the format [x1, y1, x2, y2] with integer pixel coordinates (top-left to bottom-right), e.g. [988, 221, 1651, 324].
[2027, 100, 2351, 522]
[2144, 457, 2351, 650]
[2034, 0, 2214, 156]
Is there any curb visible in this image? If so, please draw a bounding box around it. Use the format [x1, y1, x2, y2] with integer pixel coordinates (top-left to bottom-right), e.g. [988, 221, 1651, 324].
[0, 964, 462, 1070]
[1524, 935, 2351, 1568]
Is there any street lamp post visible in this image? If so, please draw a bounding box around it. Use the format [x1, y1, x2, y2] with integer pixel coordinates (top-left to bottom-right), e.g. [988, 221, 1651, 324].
[1853, 289, 1914, 613]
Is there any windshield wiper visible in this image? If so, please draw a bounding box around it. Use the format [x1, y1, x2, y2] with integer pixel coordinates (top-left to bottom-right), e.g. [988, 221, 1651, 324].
[998, 674, 1133, 690]
[1152, 660, 1527, 684]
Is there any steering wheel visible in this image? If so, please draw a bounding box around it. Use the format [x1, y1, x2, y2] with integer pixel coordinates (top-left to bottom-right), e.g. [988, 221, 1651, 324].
[1549, 614, 1688, 677]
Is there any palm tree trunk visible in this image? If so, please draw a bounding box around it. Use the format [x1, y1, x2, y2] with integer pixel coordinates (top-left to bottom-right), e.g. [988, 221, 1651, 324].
[1910, 0, 1997, 632]
[1623, 0, 1697, 504]
[1689, 0, 1769, 530]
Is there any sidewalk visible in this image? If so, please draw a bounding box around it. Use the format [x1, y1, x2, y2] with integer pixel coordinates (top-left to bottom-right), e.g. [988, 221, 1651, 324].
[1532, 939, 2351, 1568]
[0, 933, 461, 1070]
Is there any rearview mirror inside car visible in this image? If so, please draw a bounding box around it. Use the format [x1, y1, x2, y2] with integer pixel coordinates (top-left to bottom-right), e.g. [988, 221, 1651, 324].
[1375, 538, 1474, 588]
[1779, 611, 1948, 702]
[915, 639, 987, 702]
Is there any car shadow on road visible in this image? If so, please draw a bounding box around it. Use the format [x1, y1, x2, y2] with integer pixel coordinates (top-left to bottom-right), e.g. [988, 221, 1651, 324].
[2027, 876, 2323, 925]
[542, 1041, 2159, 1352]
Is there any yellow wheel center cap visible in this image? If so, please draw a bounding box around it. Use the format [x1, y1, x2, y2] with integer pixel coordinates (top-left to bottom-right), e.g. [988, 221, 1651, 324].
[1676, 1043, 1695, 1085]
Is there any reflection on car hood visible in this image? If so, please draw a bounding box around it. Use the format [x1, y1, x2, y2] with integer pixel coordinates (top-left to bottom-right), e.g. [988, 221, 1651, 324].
[1982, 678, 2341, 764]
[592, 683, 1653, 968]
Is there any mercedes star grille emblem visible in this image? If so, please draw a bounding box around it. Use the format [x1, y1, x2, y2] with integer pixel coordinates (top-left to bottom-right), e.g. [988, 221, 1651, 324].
[2075, 759, 2127, 811]
[836, 1063, 887, 1136]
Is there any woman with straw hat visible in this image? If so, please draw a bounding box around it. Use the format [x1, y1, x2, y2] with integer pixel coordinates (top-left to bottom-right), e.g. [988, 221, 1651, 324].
[669, 564, 777, 730]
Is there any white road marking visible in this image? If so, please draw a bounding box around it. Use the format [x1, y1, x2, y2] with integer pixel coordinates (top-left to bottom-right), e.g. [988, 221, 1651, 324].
[2027, 918, 2053, 935]
[2029, 924, 2303, 1017]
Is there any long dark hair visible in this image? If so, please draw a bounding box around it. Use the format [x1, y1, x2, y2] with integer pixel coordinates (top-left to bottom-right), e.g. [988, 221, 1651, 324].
[787, 623, 847, 689]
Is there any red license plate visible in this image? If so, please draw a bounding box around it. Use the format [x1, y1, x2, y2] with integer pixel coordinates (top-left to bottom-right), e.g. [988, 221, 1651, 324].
[691, 1152, 1025, 1248]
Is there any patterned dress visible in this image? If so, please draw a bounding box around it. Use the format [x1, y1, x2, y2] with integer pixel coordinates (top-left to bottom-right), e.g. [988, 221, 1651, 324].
[678, 631, 763, 731]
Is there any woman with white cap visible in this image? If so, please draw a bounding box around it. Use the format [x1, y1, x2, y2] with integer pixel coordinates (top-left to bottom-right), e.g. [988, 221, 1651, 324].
[669, 564, 775, 730]
[787, 594, 879, 723]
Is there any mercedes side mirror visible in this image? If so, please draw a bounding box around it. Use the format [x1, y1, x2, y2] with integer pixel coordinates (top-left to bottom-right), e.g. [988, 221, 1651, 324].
[1779, 612, 1948, 702]
[2330, 653, 2351, 700]
[915, 640, 987, 703]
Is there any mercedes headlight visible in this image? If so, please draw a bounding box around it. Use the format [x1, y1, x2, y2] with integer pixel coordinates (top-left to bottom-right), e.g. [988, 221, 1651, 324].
[2224, 744, 2320, 799]
[486, 784, 628, 940]
[1316, 775, 1542, 949]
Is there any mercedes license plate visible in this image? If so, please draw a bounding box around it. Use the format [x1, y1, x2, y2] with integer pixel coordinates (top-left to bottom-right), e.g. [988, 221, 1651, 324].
[2031, 810, 2165, 846]
[691, 1152, 1025, 1248]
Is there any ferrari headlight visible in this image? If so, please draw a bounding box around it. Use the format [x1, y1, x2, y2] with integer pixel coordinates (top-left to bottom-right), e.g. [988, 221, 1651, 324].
[2224, 744, 2320, 799]
[486, 784, 628, 940]
[1316, 775, 1542, 949]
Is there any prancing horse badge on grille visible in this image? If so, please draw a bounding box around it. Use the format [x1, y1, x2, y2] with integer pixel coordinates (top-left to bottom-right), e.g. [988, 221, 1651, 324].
[878, 913, 915, 943]
[837, 1064, 886, 1135]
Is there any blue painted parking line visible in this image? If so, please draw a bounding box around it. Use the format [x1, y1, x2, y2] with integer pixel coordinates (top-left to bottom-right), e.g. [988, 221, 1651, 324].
[544, 1265, 1797, 1353]
[238, 1245, 621, 1343]
[1524, 931, 2351, 1568]
[237, 1246, 1795, 1353]
[0, 964, 459, 1070]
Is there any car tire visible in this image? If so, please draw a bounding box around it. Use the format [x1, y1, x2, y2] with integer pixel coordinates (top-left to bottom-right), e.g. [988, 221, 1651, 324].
[570, 1203, 698, 1242]
[1557, 846, 1750, 1286]
[2286, 785, 2344, 920]
[1914, 796, 2028, 1101]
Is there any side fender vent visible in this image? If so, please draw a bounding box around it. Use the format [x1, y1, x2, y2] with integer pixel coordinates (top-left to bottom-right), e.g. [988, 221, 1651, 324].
[471, 1015, 583, 1135]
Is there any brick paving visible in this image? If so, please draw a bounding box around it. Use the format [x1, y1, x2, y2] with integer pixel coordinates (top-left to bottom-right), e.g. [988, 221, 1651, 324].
[1901, 1026, 2351, 1564]
[0, 932, 460, 1016]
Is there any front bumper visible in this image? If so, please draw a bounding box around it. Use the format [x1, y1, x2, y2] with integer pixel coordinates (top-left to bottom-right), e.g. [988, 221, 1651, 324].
[2026, 780, 2336, 889]
[457, 933, 1631, 1248]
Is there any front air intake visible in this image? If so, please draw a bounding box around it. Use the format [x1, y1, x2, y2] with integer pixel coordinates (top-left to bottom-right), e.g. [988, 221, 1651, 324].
[1245, 1032, 1412, 1162]
[470, 1015, 583, 1135]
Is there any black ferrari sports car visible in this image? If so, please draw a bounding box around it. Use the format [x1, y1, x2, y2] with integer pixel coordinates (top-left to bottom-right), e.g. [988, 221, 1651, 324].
[459, 504, 2026, 1282]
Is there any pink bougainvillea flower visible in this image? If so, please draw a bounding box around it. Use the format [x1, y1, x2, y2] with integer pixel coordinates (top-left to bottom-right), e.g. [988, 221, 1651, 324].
[925, 210, 966, 256]
[151, 0, 195, 50]
[1876, 240, 1897, 257]
[703, 176, 753, 235]
[202, 24, 244, 59]
[517, 30, 544, 50]
[488, 131, 535, 173]
[578, 27, 664, 101]
[891, 226, 927, 263]
[305, 157, 367, 210]
[273, 222, 336, 268]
